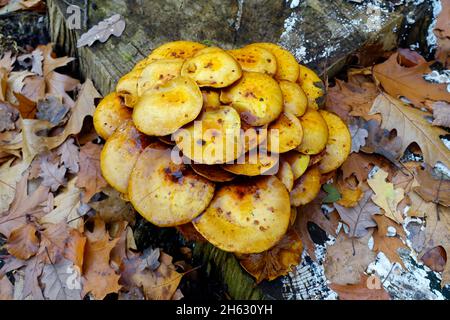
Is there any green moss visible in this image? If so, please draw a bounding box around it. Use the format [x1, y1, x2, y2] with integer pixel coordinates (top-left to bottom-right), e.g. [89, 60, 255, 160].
[193, 242, 264, 300]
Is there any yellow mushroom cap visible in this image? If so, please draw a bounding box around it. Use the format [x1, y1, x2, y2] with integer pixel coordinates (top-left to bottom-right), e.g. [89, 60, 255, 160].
[133, 76, 203, 136]
[146, 40, 207, 61]
[227, 45, 277, 75]
[93, 92, 132, 140]
[137, 59, 184, 96]
[248, 43, 299, 82]
[172, 105, 243, 164]
[267, 112, 303, 153]
[193, 176, 291, 253]
[181, 47, 242, 88]
[100, 121, 150, 194]
[220, 72, 283, 126]
[296, 108, 329, 155]
[128, 143, 215, 227]
[318, 110, 351, 174]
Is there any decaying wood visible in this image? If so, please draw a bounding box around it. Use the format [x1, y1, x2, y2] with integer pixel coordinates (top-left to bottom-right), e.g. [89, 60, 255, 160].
[0, 12, 48, 54]
[48, 0, 430, 95]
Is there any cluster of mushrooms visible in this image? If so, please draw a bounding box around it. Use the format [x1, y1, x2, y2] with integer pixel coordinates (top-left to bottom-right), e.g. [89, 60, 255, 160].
[94, 41, 351, 254]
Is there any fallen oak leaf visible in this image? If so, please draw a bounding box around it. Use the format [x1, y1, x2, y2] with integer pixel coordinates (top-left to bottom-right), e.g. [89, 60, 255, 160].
[433, 0, 450, 66]
[13, 92, 37, 119]
[421, 246, 446, 273]
[41, 258, 82, 300]
[349, 123, 368, 153]
[431, 101, 450, 128]
[89, 187, 135, 223]
[36, 96, 70, 125]
[0, 101, 19, 132]
[373, 50, 450, 109]
[372, 215, 406, 268]
[325, 74, 380, 122]
[419, 205, 450, 287]
[6, 223, 40, 260]
[77, 14, 126, 48]
[38, 154, 67, 192]
[76, 142, 107, 203]
[82, 218, 121, 299]
[334, 190, 380, 238]
[294, 196, 340, 261]
[367, 168, 404, 224]
[330, 274, 390, 300]
[361, 119, 403, 165]
[236, 229, 303, 283]
[0, 173, 50, 238]
[324, 231, 376, 285]
[120, 251, 183, 300]
[40, 178, 85, 229]
[56, 137, 80, 174]
[38, 43, 75, 77]
[336, 176, 364, 208]
[370, 94, 450, 169]
[414, 165, 450, 207]
[19, 78, 101, 160]
[0, 277, 14, 300]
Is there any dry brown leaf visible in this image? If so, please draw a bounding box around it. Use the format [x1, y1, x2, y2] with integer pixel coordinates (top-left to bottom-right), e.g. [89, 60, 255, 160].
[76, 14, 126, 48]
[373, 50, 450, 109]
[19, 78, 101, 160]
[330, 274, 391, 300]
[336, 177, 364, 208]
[0, 101, 19, 132]
[120, 251, 183, 300]
[176, 223, 207, 243]
[0, 173, 49, 238]
[419, 205, 450, 287]
[39, 43, 75, 77]
[361, 119, 403, 164]
[237, 229, 303, 283]
[349, 123, 368, 154]
[13, 92, 37, 119]
[46, 71, 79, 108]
[434, 0, 450, 66]
[6, 223, 39, 260]
[38, 222, 85, 269]
[56, 137, 80, 174]
[413, 165, 450, 207]
[421, 246, 446, 273]
[0, 277, 14, 300]
[334, 190, 380, 238]
[431, 101, 450, 128]
[40, 178, 84, 229]
[324, 231, 375, 285]
[76, 142, 108, 202]
[367, 168, 404, 224]
[38, 154, 67, 192]
[21, 75, 45, 102]
[41, 258, 83, 300]
[294, 196, 340, 261]
[372, 215, 406, 267]
[82, 218, 121, 299]
[326, 74, 380, 122]
[370, 94, 450, 169]
[341, 153, 375, 183]
[90, 187, 135, 223]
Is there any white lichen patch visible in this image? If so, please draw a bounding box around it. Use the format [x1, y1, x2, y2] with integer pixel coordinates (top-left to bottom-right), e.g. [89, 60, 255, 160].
[427, 0, 443, 50]
[281, 243, 338, 300]
[367, 251, 446, 300]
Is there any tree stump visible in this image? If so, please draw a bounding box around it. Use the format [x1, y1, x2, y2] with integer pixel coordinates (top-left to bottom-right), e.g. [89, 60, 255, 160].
[47, 0, 435, 300]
